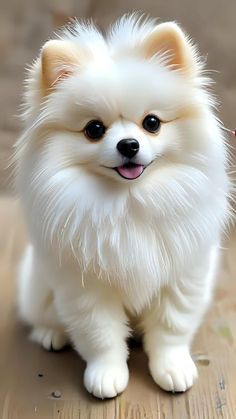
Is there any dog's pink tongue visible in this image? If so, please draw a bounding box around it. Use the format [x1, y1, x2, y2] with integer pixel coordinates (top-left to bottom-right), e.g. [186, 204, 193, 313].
[117, 164, 144, 179]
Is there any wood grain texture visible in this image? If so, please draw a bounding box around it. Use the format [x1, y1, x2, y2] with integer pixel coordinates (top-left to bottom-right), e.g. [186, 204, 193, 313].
[0, 196, 235, 419]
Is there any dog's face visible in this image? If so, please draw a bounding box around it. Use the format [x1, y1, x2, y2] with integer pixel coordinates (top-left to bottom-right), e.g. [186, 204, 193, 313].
[32, 19, 206, 185]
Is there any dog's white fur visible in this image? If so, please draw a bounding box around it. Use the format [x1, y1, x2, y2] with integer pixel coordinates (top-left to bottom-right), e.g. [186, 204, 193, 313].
[16, 14, 230, 398]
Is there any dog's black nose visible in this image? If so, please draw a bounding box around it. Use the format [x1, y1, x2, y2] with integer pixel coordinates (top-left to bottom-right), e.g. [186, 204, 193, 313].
[117, 138, 139, 158]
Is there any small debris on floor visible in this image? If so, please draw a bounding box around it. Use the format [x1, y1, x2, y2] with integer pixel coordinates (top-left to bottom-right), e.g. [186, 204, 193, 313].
[37, 373, 44, 378]
[193, 353, 210, 366]
[216, 400, 226, 410]
[219, 377, 225, 390]
[52, 390, 61, 399]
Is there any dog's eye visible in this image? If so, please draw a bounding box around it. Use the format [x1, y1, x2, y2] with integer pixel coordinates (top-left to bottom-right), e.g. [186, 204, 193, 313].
[84, 120, 106, 140]
[142, 114, 161, 133]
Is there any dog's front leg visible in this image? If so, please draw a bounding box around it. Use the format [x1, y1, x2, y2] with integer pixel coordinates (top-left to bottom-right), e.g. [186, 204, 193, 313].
[143, 247, 218, 392]
[56, 283, 130, 399]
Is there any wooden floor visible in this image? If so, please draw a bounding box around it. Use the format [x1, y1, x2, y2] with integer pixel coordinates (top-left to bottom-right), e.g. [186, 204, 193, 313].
[0, 195, 236, 419]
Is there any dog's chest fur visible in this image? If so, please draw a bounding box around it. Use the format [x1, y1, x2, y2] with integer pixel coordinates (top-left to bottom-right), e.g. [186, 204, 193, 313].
[54, 184, 218, 312]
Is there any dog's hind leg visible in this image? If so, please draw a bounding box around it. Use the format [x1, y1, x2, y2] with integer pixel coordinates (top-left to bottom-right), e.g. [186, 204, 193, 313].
[17, 244, 69, 351]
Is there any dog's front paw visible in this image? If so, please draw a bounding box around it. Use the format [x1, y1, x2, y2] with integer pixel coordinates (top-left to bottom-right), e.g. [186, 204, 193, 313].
[84, 358, 129, 399]
[30, 326, 68, 351]
[149, 346, 198, 393]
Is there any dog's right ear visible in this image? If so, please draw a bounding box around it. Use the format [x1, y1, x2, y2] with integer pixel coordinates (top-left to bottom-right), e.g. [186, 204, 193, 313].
[41, 40, 81, 94]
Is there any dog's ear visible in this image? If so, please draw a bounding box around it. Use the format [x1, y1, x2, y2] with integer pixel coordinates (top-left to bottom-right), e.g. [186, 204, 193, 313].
[142, 22, 198, 75]
[41, 40, 81, 93]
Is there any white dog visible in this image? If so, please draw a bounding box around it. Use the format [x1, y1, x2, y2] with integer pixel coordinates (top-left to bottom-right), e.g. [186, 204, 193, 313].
[16, 14, 230, 398]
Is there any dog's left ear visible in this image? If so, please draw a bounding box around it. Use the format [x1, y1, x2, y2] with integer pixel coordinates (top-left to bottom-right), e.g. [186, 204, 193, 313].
[142, 22, 198, 76]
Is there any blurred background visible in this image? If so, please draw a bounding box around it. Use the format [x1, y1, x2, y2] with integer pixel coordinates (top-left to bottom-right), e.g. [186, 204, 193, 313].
[0, 0, 236, 193]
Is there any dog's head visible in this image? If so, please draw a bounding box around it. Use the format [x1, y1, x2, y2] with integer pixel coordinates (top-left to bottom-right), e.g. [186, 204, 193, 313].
[17, 15, 230, 275]
[22, 15, 210, 186]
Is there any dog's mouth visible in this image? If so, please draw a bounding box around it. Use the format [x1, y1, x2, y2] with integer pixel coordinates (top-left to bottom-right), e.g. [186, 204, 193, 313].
[114, 162, 145, 180]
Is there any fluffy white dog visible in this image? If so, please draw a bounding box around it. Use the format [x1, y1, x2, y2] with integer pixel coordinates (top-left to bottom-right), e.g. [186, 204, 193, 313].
[16, 14, 230, 398]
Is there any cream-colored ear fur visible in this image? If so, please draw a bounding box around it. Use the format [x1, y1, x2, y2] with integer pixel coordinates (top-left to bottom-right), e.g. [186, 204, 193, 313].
[142, 22, 197, 75]
[41, 40, 81, 92]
